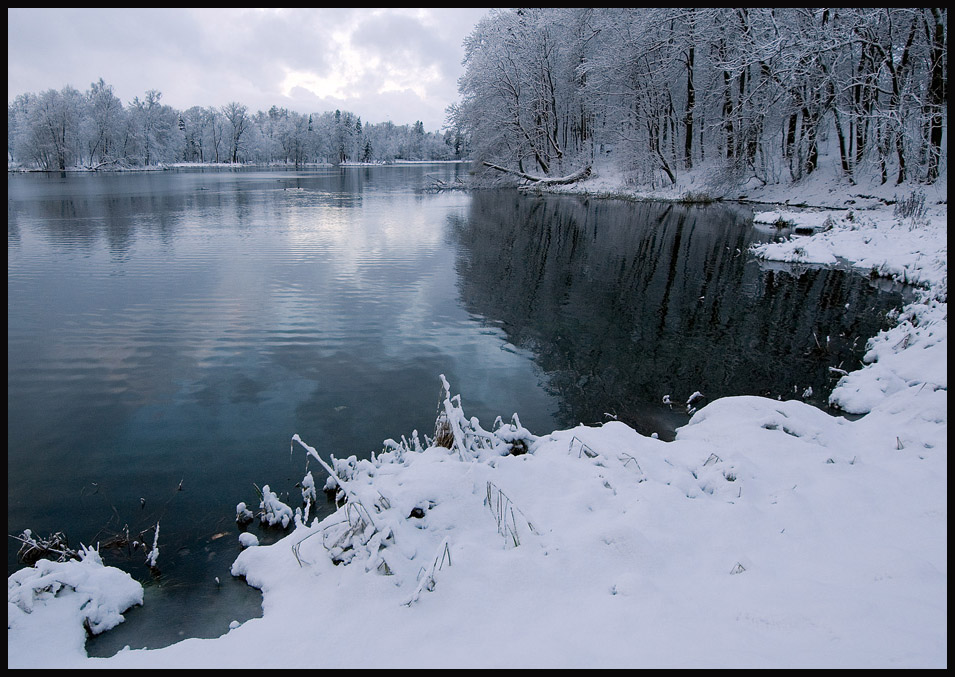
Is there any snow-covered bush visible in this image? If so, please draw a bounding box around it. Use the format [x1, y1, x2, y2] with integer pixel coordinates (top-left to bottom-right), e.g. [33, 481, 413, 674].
[8, 544, 143, 636]
[12, 529, 79, 565]
[301, 471, 317, 505]
[894, 189, 928, 227]
[258, 485, 293, 529]
[235, 501, 254, 525]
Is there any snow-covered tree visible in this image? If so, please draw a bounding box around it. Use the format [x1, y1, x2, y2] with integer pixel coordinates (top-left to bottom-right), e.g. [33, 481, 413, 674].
[454, 7, 947, 188]
[222, 101, 249, 164]
[82, 79, 125, 168]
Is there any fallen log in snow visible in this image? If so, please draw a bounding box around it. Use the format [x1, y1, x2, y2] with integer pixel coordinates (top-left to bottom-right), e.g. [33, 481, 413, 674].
[482, 162, 591, 185]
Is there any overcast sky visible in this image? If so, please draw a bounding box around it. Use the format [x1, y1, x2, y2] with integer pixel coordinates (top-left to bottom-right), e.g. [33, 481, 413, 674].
[7, 7, 491, 131]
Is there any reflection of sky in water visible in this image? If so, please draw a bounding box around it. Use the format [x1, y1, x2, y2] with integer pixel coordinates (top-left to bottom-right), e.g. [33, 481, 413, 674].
[7, 167, 558, 636]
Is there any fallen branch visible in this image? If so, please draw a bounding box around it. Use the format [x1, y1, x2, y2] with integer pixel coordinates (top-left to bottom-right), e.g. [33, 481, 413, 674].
[482, 162, 591, 185]
[11, 529, 79, 565]
[89, 158, 125, 171]
[423, 176, 468, 192]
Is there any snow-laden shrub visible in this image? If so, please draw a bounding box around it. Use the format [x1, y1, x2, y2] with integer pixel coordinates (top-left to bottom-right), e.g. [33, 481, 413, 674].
[258, 485, 293, 529]
[12, 529, 78, 565]
[282, 375, 543, 603]
[8, 544, 143, 636]
[236, 501, 254, 525]
[894, 189, 928, 227]
[301, 471, 317, 505]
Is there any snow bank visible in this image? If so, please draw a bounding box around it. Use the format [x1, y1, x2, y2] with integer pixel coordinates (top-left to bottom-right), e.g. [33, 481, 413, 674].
[751, 208, 947, 291]
[8, 546, 143, 669]
[9, 354, 947, 668]
[82, 374, 945, 668]
[748, 199, 947, 423]
[829, 299, 947, 415]
[753, 209, 835, 233]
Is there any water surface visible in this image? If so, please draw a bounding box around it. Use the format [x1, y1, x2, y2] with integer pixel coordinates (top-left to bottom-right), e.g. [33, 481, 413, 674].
[7, 166, 907, 654]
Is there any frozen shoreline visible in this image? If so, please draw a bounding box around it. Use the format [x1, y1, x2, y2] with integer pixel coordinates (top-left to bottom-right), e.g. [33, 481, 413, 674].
[8, 173, 947, 668]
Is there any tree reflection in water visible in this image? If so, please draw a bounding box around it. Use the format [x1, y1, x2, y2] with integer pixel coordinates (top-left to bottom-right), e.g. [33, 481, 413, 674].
[449, 191, 908, 440]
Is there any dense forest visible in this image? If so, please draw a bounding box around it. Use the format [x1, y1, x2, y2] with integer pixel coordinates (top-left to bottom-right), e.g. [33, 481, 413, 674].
[452, 8, 946, 189]
[7, 81, 468, 170]
[8, 8, 945, 186]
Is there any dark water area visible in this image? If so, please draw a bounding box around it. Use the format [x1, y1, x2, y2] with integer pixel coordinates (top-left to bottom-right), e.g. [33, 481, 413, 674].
[7, 166, 909, 656]
[450, 191, 911, 436]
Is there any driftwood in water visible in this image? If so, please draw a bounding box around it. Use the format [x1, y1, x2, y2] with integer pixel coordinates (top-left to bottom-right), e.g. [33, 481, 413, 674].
[482, 162, 591, 185]
[424, 175, 469, 192]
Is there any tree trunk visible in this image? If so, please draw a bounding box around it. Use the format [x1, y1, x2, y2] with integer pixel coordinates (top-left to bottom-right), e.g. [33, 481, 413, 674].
[684, 44, 694, 169]
[924, 8, 946, 183]
[483, 162, 591, 184]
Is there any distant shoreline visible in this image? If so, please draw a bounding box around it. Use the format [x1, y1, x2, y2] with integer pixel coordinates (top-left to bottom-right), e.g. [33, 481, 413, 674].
[7, 159, 474, 174]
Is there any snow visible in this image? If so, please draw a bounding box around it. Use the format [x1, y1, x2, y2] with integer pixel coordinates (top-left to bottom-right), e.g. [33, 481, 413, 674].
[8, 546, 143, 669]
[751, 208, 947, 289]
[235, 501, 254, 525]
[144, 523, 160, 569]
[238, 532, 259, 548]
[7, 167, 947, 668]
[258, 485, 293, 529]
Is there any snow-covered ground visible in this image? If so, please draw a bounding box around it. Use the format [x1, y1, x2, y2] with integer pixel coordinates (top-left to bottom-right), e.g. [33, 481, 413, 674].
[8, 167, 947, 668]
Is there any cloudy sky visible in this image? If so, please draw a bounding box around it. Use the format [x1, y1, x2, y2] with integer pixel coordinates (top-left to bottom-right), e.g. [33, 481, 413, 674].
[7, 8, 491, 131]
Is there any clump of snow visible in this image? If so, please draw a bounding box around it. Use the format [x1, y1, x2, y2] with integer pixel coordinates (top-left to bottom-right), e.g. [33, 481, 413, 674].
[238, 532, 259, 548]
[8, 546, 143, 668]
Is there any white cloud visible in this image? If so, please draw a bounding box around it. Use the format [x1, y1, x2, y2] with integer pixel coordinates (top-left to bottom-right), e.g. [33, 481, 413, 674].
[7, 7, 490, 131]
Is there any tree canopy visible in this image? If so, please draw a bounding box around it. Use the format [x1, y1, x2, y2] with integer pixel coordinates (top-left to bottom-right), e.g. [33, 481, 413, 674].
[453, 8, 947, 187]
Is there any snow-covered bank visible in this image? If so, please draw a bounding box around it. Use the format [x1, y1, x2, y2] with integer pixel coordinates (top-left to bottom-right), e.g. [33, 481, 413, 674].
[751, 207, 946, 293]
[7, 159, 471, 173]
[8, 175, 947, 668]
[11, 372, 945, 668]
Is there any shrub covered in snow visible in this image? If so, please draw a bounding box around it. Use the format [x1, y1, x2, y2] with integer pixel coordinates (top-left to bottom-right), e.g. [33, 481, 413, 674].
[258, 485, 293, 529]
[8, 545, 143, 640]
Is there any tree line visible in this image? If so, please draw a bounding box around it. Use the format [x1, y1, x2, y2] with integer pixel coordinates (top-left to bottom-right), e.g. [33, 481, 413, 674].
[453, 8, 946, 188]
[7, 79, 468, 170]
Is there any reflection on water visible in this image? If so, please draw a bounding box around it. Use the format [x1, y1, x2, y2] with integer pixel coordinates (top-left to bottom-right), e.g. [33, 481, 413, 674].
[8, 165, 560, 656]
[8, 168, 908, 656]
[450, 191, 908, 438]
